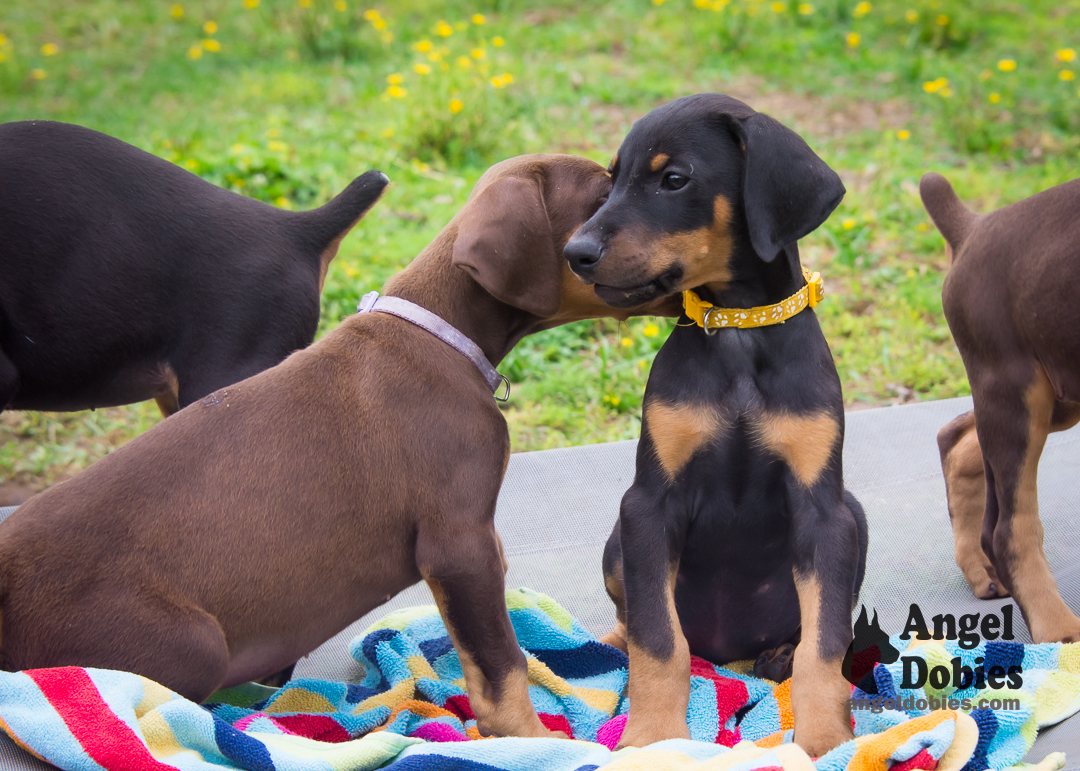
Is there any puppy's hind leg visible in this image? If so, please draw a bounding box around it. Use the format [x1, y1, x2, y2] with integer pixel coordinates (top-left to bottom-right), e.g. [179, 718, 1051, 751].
[599, 523, 629, 653]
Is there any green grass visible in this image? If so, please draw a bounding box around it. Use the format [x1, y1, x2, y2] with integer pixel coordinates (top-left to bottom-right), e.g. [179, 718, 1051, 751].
[1, 0, 1078, 495]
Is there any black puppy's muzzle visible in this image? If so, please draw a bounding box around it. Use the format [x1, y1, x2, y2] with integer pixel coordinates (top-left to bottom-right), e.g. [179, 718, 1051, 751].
[563, 232, 605, 281]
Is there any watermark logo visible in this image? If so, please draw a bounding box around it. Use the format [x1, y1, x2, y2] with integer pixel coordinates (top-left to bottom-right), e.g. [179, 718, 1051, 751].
[844, 603, 1022, 691]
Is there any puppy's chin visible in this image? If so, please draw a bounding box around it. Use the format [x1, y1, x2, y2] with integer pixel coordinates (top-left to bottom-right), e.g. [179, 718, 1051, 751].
[593, 282, 665, 308]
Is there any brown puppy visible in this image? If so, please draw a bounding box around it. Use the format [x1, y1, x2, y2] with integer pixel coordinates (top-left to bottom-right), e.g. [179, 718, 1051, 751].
[0, 154, 677, 739]
[925, 173, 1080, 643]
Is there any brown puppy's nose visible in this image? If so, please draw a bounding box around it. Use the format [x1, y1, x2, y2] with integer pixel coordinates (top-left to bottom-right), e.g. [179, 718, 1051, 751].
[563, 233, 604, 278]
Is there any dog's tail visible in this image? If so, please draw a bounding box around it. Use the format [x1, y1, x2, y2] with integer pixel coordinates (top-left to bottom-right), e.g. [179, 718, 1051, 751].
[919, 173, 978, 261]
[297, 169, 390, 250]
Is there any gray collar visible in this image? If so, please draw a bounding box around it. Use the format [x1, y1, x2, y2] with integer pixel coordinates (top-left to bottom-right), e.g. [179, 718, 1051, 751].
[357, 291, 510, 401]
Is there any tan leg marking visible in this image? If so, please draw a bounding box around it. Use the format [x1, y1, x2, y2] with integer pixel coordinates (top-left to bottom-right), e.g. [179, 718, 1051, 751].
[426, 580, 555, 738]
[1002, 366, 1080, 643]
[601, 559, 629, 652]
[620, 568, 691, 748]
[649, 153, 670, 172]
[644, 401, 727, 481]
[751, 410, 839, 487]
[791, 574, 854, 757]
[939, 412, 1007, 598]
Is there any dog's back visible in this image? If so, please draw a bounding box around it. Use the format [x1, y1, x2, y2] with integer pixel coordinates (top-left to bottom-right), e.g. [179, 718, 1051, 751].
[0, 121, 387, 412]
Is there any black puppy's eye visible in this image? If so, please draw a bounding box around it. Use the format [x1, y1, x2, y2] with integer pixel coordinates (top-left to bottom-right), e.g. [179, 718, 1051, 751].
[662, 172, 688, 191]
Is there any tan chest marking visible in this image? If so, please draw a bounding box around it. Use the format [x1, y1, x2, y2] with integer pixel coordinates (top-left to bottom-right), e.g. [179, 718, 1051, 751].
[751, 410, 839, 487]
[645, 401, 728, 481]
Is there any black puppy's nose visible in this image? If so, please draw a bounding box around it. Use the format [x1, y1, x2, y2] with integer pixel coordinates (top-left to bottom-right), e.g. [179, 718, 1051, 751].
[563, 234, 604, 277]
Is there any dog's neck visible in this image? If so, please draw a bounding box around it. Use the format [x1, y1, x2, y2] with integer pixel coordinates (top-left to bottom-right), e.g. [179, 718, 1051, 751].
[381, 232, 535, 367]
[695, 244, 805, 310]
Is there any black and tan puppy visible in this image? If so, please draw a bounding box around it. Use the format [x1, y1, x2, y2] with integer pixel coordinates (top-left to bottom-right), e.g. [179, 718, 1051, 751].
[564, 94, 866, 755]
[926, 173, 1080, 643]
[0, 120, 386, 415]
[0, 154, 678, 739]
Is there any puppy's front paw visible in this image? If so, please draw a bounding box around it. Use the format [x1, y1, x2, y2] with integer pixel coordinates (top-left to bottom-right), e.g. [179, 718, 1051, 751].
[615, 714, 690, 748]
[959, 559, 1010, 600]
[794, 720, 854, 758]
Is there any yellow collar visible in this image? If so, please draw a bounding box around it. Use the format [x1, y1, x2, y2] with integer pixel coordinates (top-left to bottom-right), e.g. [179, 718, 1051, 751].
[682, 268, 824, 331]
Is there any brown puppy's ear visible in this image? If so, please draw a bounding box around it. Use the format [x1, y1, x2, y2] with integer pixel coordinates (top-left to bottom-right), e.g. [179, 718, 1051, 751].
[731, 112, 846, 262]
[452, 175, 561, 317]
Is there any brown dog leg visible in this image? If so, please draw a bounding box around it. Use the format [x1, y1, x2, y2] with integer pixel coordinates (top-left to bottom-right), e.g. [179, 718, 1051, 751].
[419, 523, 558, 739]
[939, 411, 1008, 599]
[978, 366, 1080, 643]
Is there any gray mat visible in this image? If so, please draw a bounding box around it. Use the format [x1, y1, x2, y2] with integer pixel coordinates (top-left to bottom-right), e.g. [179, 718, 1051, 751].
[1, 395, 1078, 768]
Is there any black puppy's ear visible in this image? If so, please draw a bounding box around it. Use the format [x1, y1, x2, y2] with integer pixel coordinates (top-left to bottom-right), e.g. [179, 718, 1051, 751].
[733, 112, 846, 262]
[452, 176, 561, 317]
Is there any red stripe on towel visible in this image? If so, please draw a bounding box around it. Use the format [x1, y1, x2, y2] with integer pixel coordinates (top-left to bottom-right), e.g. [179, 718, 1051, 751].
[27, 668, 175, 771]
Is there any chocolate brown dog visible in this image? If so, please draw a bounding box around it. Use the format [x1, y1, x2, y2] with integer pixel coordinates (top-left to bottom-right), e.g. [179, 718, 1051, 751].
[564, 94, 866, 755]
[926, 173, 1080, 643]
[0, 120, 386, 415]
[0, 154, 676, 738]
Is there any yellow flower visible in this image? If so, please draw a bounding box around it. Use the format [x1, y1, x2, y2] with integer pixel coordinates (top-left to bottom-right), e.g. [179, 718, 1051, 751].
[170, 5, 184, 19]
[490, 75, 506, 87]
[267, 140, 287, 152]
[362, 9, 379, 20]
[456, 55, 472, 68]
[771, 1, 785, 11]
[435, 20, 453, 36]
[846, 32, 860, 47]
[414, 39, 433, 52]
[184, 158, 198, 169]
[906, 268, 916, 278]
[1061, 70, 1075, 81]
[797, 3, 813, 14]
[381, 127, 394, 138]
[387, 85, 406, 98]
[938, 87, 952, 97]
[695, 0, 710, 7]
[472, 13, 485, 24]
[638, 359, 647, 368]
[371, 17, 387, 30]
[989, 92, 1001, 103]
[916, 222, 929, 232]
[413, 63, 431, 75]
[842, 218, 856, 230]
[922, 77, 947, 93]
[0, 34, 7, 45]
[471, 47, 485, 59]
[905, 9, 917, 22]
[203, 20, 218, 34]
[40, 43, 59, 56]
[449, 98, 464, 114]
[935, 13, 948, 25]
[853, 1, 870, 17]
[244, 0, 260, 8]
[610, 396, 620, 407]
[998, 58, 1016, 72]
[379, 30, 393, 42]
[334, 0, 346, 10]
[500, 72, 513, 84]
[643, 323, 659, 337]
[188, 43, 204, 59]
[1057, 48, 1077, 63]
[427, 51, 442, 62]
[896, 129, 911, 140]
[299, 0, 311, 7]
[30, 68, 46, 80]
[386, 72, 403, 84]
[230, 143, 244, 153]
[492, 36, 505, 47]
[344, 265, 361, 278]
[621, 337, 633, 348]
[979, 69, 992, 80]
[275, 196, 292, 209]
[203, 38, 221, 51]
[653, 0, 666, 4]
